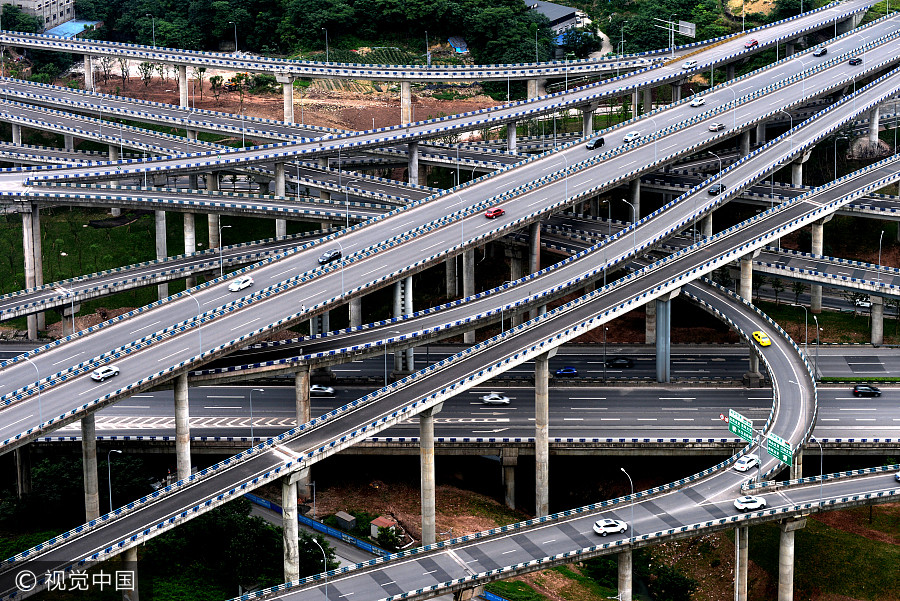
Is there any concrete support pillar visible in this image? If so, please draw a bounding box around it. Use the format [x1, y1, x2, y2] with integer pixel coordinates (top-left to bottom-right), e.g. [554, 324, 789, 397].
[617, 549, 633, 601]
[748, 349, 760, 375]
[155, 211, 168, 299]
[785, 41, 795, 56]
[393, 277, 414, 373]
[629, 179, 641, 221]
[183, 213, 196, 287]
[507, 246, 526, 328]
[349, 297, 362, 327]
[643, 87, 651, 113]
[810, 216, 831, 313]
[274, 162, 287, 237]
[108, 145, 121, 215]
[408, 141, 419, 185]
[529, 221, 541, 273]
[582, 109, 593, 138]
[81, 414, 100, 520]
[420, 403, 442, 546]
[778, 519, 806, 601]
[534, 351, 550, 516]
[453, 586, 485, 601]
[506, 121, 517, 152]
[122, 546, 139, 601]
[400, 81, 412, 125]
[869, 106, 880, 143]
[317, 157, 331, 200]
[64, 134, 75, 151]
[655, 290, 679, 383]
[740, 130, 751, 157]
[871, 295, 884, 346]
[672, 80, 681, 102]
[755, 121, 766, 146]
[178, 65, 189, 108]
[293, 367, 312, 496]
[631, 89, 640, 115]
[463, 249, 475, 344]
[21, 209, 38, 339]
[726, 63, 736, 81]
[174, 373, 191, 480]
[736, 526, 749, 601]
[282, 474, 300, 582]
[276, 75, 296, 123]
[702, 213, 713, 238]
[740, 254, 753, 301]
[501, 447, 517, 509]
[83, 54, 94, 90]
[445, 257, 458, 297]
[791, 161, 803, 186]
[790, 451, 803, 480]
[15, 447, 31, 498]
[527, 79, 539, 99]
[645, 299, 656, 344]
[11, 123, 21, 145]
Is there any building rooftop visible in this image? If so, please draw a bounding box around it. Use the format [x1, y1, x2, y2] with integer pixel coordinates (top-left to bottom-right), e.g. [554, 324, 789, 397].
[45, 19, 101, 39]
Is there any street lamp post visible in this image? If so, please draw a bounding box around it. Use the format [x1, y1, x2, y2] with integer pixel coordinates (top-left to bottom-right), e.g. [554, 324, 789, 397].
[811, 435, 824, 505]
[345, 178, 358, 230]
[248, 388, 263, 442]
[228, 21, 238, 53]
[335, 240, 345, 297]
[795, 56, 811, 94]
[107, 449, 122, 513]
[622, 198, 637, 257]
[792, 303, 808, 357]
[22, 356, 43, 423]
[707, 150, 723, 242]
[812, 314, 820, 380]
[778, 109, 793, 153]
[218, 223, 232, 277]
[322, 28, 329, 62]
[834, 135, 848, 180]
[184, 289, 202, 356]
[312, 537, 328, 601]
[146, 14, 156, 48]
[670, 14, 677, 58]
[620, 467, 634, 541]
[878, 230, 884, 282]
[603, 327, 608, 381]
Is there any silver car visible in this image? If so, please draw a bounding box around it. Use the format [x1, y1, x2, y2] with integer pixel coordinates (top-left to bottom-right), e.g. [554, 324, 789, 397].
[733, 454, 760, 472]
[90, 365, 120, 382]
[733, 495, 767, 512]
[480, 392, 510, 405]
[593, 518, 628, 536]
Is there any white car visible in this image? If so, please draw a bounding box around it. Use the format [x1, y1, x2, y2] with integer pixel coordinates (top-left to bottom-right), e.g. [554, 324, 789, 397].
[682, 59, 698, 69]
[733, 454, 760, 472]
[480, 392, 510, 405]
[733, 495, 767, 512]
[228, 275, 254, 292]
[622, 131, 642, 143]
[689, 97, 706, 107]
[593, 518, 628, 536]
[310, 385, 335, 397]
[90, 365, 120, 382]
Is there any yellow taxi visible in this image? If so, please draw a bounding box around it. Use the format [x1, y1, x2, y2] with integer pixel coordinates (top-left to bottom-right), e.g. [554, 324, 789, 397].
[752, 330, 771, 347]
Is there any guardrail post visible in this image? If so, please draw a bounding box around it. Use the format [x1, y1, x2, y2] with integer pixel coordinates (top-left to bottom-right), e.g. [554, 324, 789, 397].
[463, 249, 476, 344]
[175, 373, 192, 480]
[535, 351, 551, 517]
[282, 472, 302, 581]
[810, 216, 832, 313]
[778, 518, 807, 601]
[735, 526, 749, 601]
[870, 295, 884, 347]
[420, 403, 443, 546]
[82, 414, 100, 521]
[618, 548, 633, 601]
[156, 211, 168, 300]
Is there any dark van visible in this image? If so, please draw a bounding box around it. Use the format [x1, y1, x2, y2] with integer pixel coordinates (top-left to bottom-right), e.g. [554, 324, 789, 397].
[586, 137, 605, 150]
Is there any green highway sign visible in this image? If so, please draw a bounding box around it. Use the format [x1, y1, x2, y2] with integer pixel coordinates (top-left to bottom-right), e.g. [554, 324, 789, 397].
[767, 432, 792, 466]
[728, 409, 754, 443]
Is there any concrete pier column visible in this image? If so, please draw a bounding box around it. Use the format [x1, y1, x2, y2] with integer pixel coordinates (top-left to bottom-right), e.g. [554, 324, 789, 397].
[672, 80, 682, 102]
[15, 447, 31, 498]
[631, 89, 640, 115]
[527, 79, 546, 99]
[506, 121, 517, 152]
[174, 373, 191, 480]
[645, 299, 656, 343]
[276, 75, 296, 123]
[810, 216, 831, 313]
[529, 221, 541, 273]
[11, 123, 21, 145]
[21, 209, 38, 339]
[501, 447, 517, 509]
[400, 81, 412, 125]
[726, 63, 736, 81]
[740, 130, 751, 156]
[27, 204, 46, 332]
[282, 473, 301, 582]
[791, 161, 803, 186]
[463, 249, 475, 343]
[445, 257, 458, 297]
[785, 41, 795, 56]
[123, 546, 139, 601]
[108, 145, 122, 215]
[408, 141, 419, 185]
[155, 211, 168, 299]
[506, 246, 526, 327]
[293, 367, 312, 496]
[869, 106, 880, 143]
[349, 297, 362, 327]
[736, 526, 749, 601]
[392, 277, 414, 374]
[582, 108, 593, 138]
[701, 213, 713, 238]
[871, 295, 884, 346]
[420, 403, 442, 546]
[629, 179, 641, 220]
[778, 518, 806, 601]
[207, 175, 220, 250]
[655, 290, 679, 383]
[755, 121, 766, 145]
[740, 253, 755, 301]
[534, 350, 551, 516]
[83, 55, 94, 90]
[64, 134, 75, 151]
[790, 452, 802, 480]
[184, 213, 196, 287]
[317, 157, 332, 200]
[618, 549, 633, 601]
[178, 65, 189, 108]
[81, 414, 100, 520]
[643, 87, 651, 113]
[274, 162, 287, 237]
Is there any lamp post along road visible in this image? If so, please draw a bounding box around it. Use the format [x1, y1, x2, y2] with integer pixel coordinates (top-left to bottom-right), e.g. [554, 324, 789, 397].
[248, 388, 263, 441]
[621, 467, 634, 541]
[107, 449, 122, 513]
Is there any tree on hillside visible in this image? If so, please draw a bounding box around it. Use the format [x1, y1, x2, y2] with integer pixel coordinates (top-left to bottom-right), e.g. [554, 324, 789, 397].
[558, 29, 601, 59]
[0, 4, 43, 33]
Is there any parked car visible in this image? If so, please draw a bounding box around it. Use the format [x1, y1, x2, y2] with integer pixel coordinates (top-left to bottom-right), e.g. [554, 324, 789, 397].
[593, 518, 628, 536]
[682, 59, 698, 69]
[708, 122, 726, 132]
[733, 495, 767, 512]
[689, 97, 706, 107]
[485, 207, 505, 219]
[318, 249, 342, 264]
[605, 356, 634, 368]
[227, 275, 254, 292]
[480, 392, 511, 405]
[744, 38, 759, 49]
[733, 454, 760, 472]
[708, 183, 726, 195]
[310, 385, 335, 397]
[586, 137, 605, 150]
[622, 131, 642, 143]
[752, 330, 771, 346]
[90, 365, 120, 382]
[848, 57, 862, 66]
[812, 46, 827, 57]
[555, 366, 578, 377]
[852, 384, 881, 397]
[854, 298, 872, 308]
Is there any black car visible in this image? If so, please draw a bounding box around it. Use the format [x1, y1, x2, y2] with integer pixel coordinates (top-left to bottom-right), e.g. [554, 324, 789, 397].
[605, 356, 634, 368]
[318, 248, 342, 264]
[852, 384, 881, 397]
[848, 57, 862, 66]
[586, 137, 605, 150]
[812, 47, 827, 57]
[708, 183, 726, 195]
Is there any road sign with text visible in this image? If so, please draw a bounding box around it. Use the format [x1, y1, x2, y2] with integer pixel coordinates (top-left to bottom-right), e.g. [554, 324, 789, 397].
[767, 432, 793, 466]
[728, 409, 754, 442]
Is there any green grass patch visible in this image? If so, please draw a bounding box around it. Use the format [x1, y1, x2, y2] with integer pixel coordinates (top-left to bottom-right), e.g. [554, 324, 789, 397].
[753, 299, 900, 345]
[552, 565, 619, 598]
[0, 531, 59, 559]
[485, 580, 546, 601]
[461, 495, 524, 527]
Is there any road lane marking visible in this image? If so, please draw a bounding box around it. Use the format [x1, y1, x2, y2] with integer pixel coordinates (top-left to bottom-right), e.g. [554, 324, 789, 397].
[230, 318, 260, 331]
[157, 347, 190, 362]
[129, 321, 160, 334]
[52, 352, 83, 366]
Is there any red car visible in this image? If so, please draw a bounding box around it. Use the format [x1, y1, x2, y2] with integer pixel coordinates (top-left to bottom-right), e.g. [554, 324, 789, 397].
[744, 39, 759, 49]
[485, 207, 505, 219]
